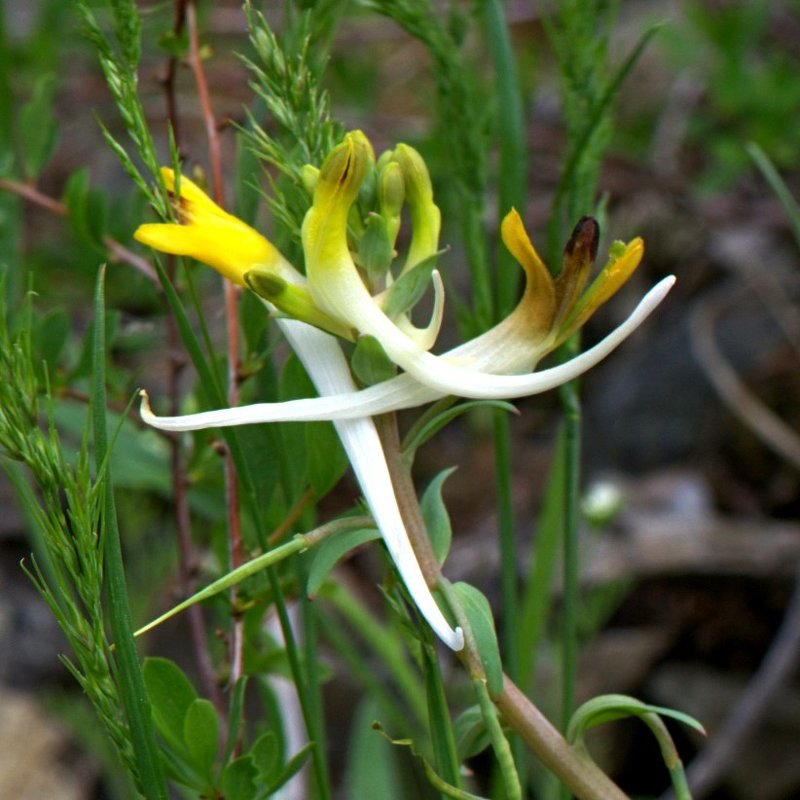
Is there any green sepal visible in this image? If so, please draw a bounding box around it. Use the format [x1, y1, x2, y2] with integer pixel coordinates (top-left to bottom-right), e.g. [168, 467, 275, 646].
[244, 269, 354, 341]
[357, 213, 395, 277]
[351, 334, 397, 386]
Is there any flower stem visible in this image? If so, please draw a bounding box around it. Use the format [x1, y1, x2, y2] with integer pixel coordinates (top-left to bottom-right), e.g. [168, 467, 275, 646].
[375, 411, 629, 800]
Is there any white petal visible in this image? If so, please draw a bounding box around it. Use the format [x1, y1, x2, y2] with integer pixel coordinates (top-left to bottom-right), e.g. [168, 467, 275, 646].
[141, 276, 674, 429]
[395, 269, 446, 351]
[277, 318, 464, 651]
[350, 277, 676, 400]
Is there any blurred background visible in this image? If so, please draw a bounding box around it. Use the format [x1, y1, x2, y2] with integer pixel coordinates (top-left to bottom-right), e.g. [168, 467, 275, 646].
[1, 1, 799, 798]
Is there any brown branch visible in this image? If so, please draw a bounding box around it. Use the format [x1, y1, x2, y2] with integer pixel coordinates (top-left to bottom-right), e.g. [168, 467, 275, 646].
[0, 177, 157, 283]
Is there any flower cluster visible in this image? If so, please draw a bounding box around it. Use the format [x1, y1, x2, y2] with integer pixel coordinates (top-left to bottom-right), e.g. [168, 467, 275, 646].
[135, 132, 674, 650]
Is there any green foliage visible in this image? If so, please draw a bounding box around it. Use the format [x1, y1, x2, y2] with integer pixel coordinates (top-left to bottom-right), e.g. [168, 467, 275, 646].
[666, 0, 800, 187]
[420, 467, 455, 565]
[451, 582, 503, 698]
[18, 73, 59, 179]
[306, 526, 381, 597]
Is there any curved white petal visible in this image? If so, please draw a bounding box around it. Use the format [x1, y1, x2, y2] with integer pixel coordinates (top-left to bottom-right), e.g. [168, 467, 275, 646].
[142, 276, 674, 429]
[395, 269, 446, 351]
[277, 318, 464, 652]
[348, 277, 676, 400]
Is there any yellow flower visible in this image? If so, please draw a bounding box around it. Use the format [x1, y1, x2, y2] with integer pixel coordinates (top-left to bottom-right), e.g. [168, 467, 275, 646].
[134, 168, 288, 287]
[134, 168, 352, 340]
[498, 208, 646, 355]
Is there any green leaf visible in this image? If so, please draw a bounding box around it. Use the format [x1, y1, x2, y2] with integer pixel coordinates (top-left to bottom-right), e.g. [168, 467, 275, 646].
[19, 74, 59, 179]
[63, 168, 107, 251]
[306, 419, 348, 499]
[423, 641, 461, 789]
[306, 527, 380, 597]
[33, 308, 69, 374]
[183, 699, 219, 779]
[143, 657, 198, 751]
[453, 705, 491, 760]
[251, 731, 280, 785]
[350, 335, 397, 386]
[267, 742, 314, 793]
[372, 723, 489, 800]
[567, 694, 704, 800]
[451, 582, 503, 697]
[345, 699, 404, 800]
[384, 250, 445, 318]
[567, 694, 705, 744]
[403, 399, 517, 459]
[221, 755, 259, 800]
[223, 677, 249, 765]
[93, 268, 167, 799]
[420, 467, 456, 564]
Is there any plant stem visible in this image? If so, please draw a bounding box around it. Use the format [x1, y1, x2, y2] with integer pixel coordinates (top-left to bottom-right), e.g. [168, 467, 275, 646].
[561, 381, 582, 732]
[186, 0, 245, 685]
[375, 412, 628, 800]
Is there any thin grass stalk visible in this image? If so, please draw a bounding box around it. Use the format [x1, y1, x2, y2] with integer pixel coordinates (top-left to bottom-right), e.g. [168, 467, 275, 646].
[560, 382, 582, 733]
[91, 268, 167, 800]
[483, 0, 527, 319]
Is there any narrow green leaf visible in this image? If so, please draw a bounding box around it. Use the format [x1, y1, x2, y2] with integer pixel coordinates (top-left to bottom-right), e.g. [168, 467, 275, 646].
[402, 399, 516, 459]
[143, 657, 198, 751]
[33, 307, 69, 373]
[223, 677, 249, 766]
[747, 142, 800, 247]
[423, 641, 461, 789]
[183, 699, 219, 779]
[384, 250, 445, 318]
[345, 699, 404, 800]
[451, 582, 503, 697]
[93, 268, 167, 799]
[306, 527, 380, 597]
[420, 467, 456, 564]
[373, 723, 489, 800]
[567, 694, 705, 743]
[64, 168, 107, 251]
[267, 742, 314, 793]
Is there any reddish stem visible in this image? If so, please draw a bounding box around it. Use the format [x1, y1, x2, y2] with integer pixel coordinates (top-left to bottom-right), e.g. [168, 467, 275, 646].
[186, 0, 245, 686]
